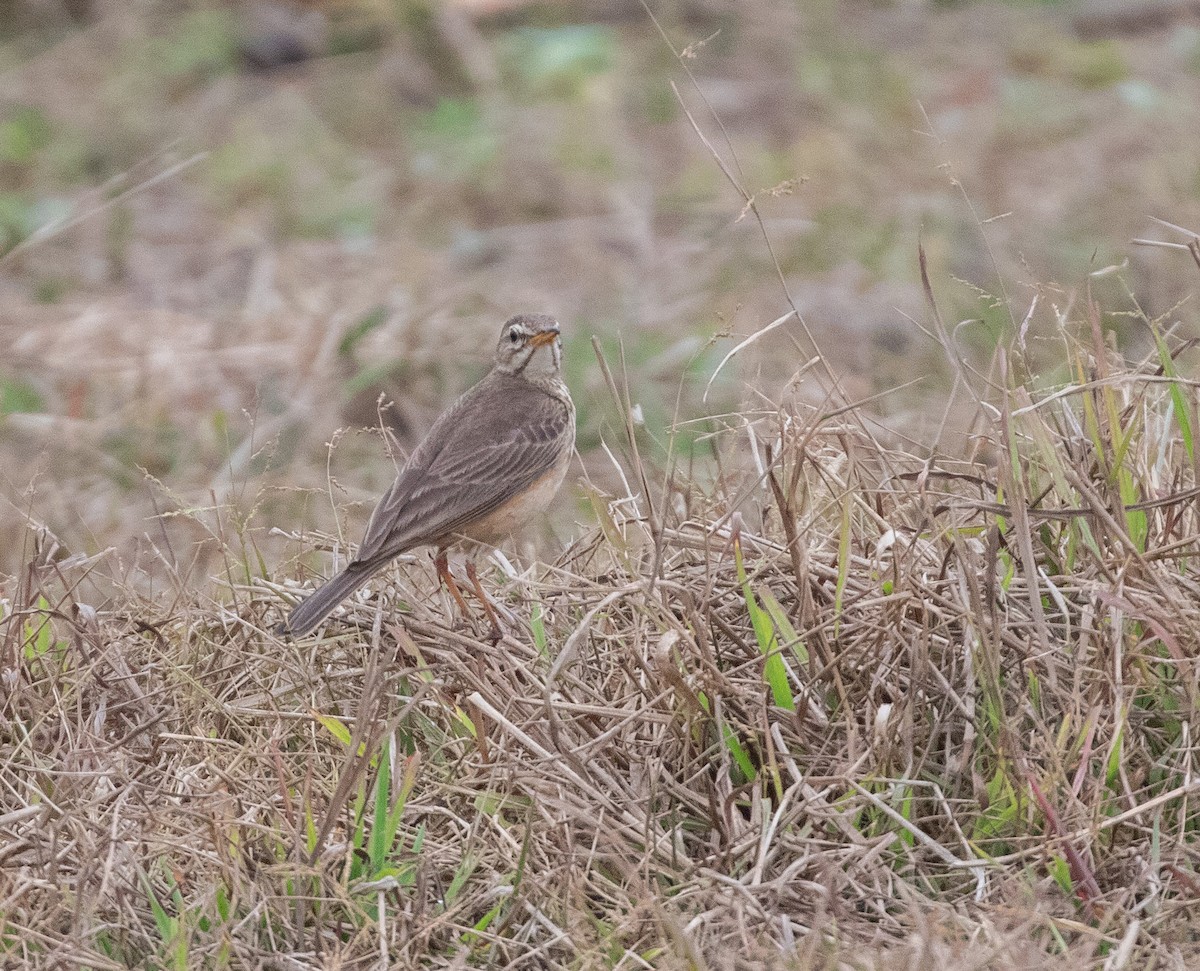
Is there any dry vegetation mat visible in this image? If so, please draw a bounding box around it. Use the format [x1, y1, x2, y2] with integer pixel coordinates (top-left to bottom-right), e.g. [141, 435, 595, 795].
[4, 299, 1200, 969]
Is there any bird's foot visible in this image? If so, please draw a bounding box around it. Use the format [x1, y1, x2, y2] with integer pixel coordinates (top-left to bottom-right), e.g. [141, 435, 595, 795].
[466, 560, 506, 646]
[435, 550, 473, 625]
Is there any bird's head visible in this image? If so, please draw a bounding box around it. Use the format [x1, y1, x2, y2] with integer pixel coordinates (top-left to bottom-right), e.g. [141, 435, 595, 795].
[493, 313, 563, 378]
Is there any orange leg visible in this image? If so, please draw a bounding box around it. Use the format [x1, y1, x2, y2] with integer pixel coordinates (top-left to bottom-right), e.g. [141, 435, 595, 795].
[466, 560, 504, 644]
[435, 549, 472, 622]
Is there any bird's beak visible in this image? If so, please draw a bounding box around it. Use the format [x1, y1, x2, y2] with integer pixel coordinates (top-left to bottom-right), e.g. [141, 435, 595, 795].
[529, 328, 560, 349]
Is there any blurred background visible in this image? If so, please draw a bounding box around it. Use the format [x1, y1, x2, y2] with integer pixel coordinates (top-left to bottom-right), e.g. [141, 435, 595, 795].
[1, 0, 1199, 589]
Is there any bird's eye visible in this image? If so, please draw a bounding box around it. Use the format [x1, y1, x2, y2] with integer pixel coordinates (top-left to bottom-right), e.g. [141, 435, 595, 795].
[509, 330, 522, 344]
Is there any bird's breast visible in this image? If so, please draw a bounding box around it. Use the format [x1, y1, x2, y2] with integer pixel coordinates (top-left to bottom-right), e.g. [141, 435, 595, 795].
[457, 442, 572, 546]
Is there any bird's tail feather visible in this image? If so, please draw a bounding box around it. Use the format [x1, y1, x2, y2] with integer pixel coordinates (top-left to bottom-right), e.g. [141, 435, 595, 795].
[278, 565, 374, 637]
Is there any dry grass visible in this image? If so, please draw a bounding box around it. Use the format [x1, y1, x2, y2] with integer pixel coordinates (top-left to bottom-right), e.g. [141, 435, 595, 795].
[4, 6, 1200, 966]
[4, 275, 1200, 969]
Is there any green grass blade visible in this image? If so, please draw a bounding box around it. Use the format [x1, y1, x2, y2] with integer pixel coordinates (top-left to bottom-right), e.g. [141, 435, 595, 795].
[734, 533, 795, 710]
[368, 738, 392, 875]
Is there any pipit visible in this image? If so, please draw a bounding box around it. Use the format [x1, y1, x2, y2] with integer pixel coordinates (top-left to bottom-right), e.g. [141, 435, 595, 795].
[279, 313, 575, 638]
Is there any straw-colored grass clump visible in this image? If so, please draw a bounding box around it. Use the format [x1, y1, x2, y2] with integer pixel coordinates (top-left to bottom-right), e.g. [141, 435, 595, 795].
[3, 302, 1200, 969]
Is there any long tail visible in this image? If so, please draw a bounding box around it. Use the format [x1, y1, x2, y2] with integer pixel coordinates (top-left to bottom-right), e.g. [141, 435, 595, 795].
[278, 564, 375, 637]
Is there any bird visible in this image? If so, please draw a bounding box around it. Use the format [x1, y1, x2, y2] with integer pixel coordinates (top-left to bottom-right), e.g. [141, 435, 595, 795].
[279, 312, 575, 638]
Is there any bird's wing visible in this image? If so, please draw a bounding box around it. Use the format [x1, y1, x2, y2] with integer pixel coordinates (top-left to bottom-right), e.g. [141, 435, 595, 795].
[353, 375, 572, 567]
